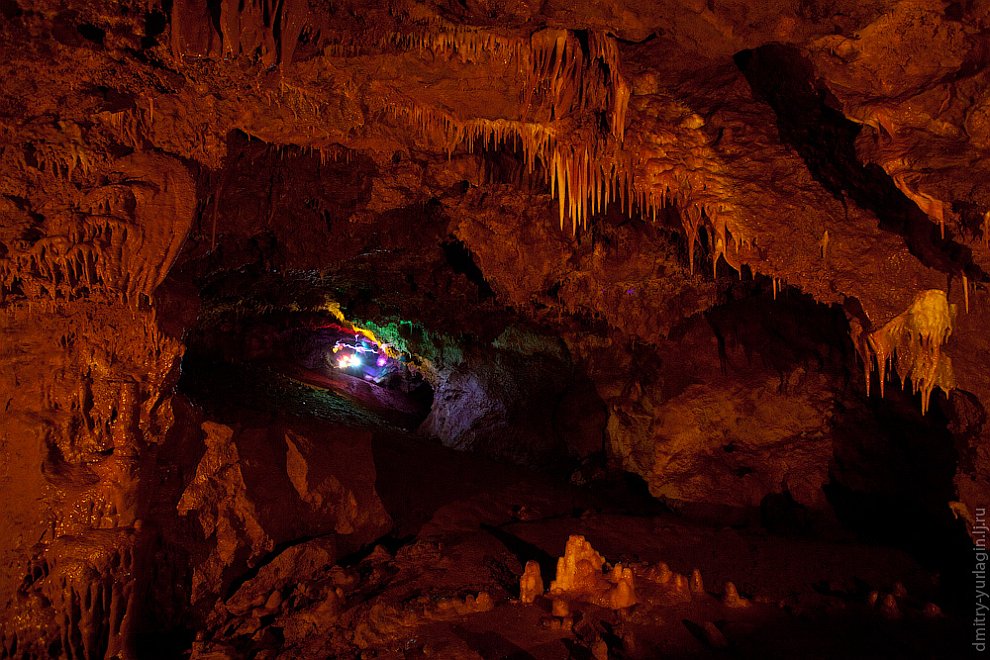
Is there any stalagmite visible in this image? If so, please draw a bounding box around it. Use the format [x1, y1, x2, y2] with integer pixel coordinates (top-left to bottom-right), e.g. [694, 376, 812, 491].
[607, 564, 637, 609]
[879, 594, 901, 619]
[690, 568, 705, 595]
[519, 561, 543, 604]
[548, 536, 637, 609]
[723, 582, 750, 608]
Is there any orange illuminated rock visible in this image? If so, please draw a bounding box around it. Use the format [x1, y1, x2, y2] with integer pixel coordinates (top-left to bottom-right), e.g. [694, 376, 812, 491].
[519, 560, 544, 604]
[177, 422, 390, 605]
[549, 535, 637, 609]
[723, 582, 750, 609]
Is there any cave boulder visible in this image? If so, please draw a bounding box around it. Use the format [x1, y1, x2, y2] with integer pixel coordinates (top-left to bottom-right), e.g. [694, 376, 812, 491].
[611, 370, 835, 515]
[178, 421, 390, 604]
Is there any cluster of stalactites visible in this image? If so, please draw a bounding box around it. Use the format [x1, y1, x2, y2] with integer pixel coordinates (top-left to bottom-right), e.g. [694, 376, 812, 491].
[391, 27, 633, 233]
[394, 103, 641, 233]
[550, 144, 636, 233]
[626, 170, 756, 279]
[171, 0, 308, 66]
[0, 531, 140, 659]
[851, 289, 956, 414]
[391, 26, 628, 140]
[0, 218, 122, 302]
[393, 98, 761, 257]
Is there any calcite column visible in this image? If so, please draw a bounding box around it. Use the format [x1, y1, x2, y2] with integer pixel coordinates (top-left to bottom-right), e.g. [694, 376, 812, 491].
[0, 151, 195, 657]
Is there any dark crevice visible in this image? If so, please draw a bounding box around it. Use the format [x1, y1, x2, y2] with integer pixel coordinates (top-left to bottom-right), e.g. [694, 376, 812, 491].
[442, 238, 496, 299]
[480, 523, 557, 589]
[827, 383, 972, 612]
[735, 44, 987, 283]
[141, 9, 168, 49]
[0, 0, 22, 20]
[76, 23, 105, 45]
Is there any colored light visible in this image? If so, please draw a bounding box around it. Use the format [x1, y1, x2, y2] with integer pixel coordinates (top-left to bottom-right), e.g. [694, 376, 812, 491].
[377, 356, 387, 367]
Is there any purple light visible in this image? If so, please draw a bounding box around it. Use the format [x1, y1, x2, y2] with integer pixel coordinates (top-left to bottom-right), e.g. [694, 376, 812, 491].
[377, 355, 388, 367]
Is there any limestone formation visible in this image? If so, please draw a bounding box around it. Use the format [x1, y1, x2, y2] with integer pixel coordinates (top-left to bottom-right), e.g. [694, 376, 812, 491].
[549, 535, 637, 610]
[0, 0, 986, 656]
[519, 560, 544, 604]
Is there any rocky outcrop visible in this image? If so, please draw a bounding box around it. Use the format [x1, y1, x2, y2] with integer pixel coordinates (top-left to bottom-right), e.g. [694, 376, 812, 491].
[612, 372, 835, 512]
[177, 421, 390, 607]
[0, 147, 195, 656]
[421, 340, 607, 466]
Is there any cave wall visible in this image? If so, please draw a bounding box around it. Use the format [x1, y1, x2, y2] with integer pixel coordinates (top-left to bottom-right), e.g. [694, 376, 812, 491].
[0, 152, 194, 655]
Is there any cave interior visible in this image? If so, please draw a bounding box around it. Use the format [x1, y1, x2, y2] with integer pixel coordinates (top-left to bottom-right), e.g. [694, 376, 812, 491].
[1, 0, 990, 657]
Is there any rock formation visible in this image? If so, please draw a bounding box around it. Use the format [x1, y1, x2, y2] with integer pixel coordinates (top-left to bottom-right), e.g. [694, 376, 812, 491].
[0, 0, 987, 656]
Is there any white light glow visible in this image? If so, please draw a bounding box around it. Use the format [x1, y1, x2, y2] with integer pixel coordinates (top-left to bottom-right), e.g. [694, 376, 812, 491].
[337, 354, 362, 369]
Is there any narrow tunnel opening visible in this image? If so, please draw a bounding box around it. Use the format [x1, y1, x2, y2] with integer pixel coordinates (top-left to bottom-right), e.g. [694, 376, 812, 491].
[177, 287, 435, 432]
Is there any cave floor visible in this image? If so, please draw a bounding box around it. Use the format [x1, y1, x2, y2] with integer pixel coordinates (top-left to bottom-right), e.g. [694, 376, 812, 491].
[179, 362, 970, 659]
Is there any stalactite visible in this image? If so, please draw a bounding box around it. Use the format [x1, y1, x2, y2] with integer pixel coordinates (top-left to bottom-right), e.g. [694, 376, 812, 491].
[386, 26, 633, 233]
[892, 170, 947, 239]
[853, 290, 956, 413]
[392, 102, 640, 234]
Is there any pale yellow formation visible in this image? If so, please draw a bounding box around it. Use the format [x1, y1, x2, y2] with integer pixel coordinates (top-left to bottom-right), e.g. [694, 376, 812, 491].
[852, 289, 956, 413]
[607, 564, 637, 609]
[550, 535, 605, 592]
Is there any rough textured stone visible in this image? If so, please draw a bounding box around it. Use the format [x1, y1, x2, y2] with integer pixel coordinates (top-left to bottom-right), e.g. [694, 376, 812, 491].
[178, 422, 390, 605]
[0, 0, 988, 655]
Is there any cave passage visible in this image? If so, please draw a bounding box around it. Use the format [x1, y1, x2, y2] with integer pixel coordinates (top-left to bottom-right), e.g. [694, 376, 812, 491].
[159, 268, 977, 659]
[179, 302, 435, 431]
